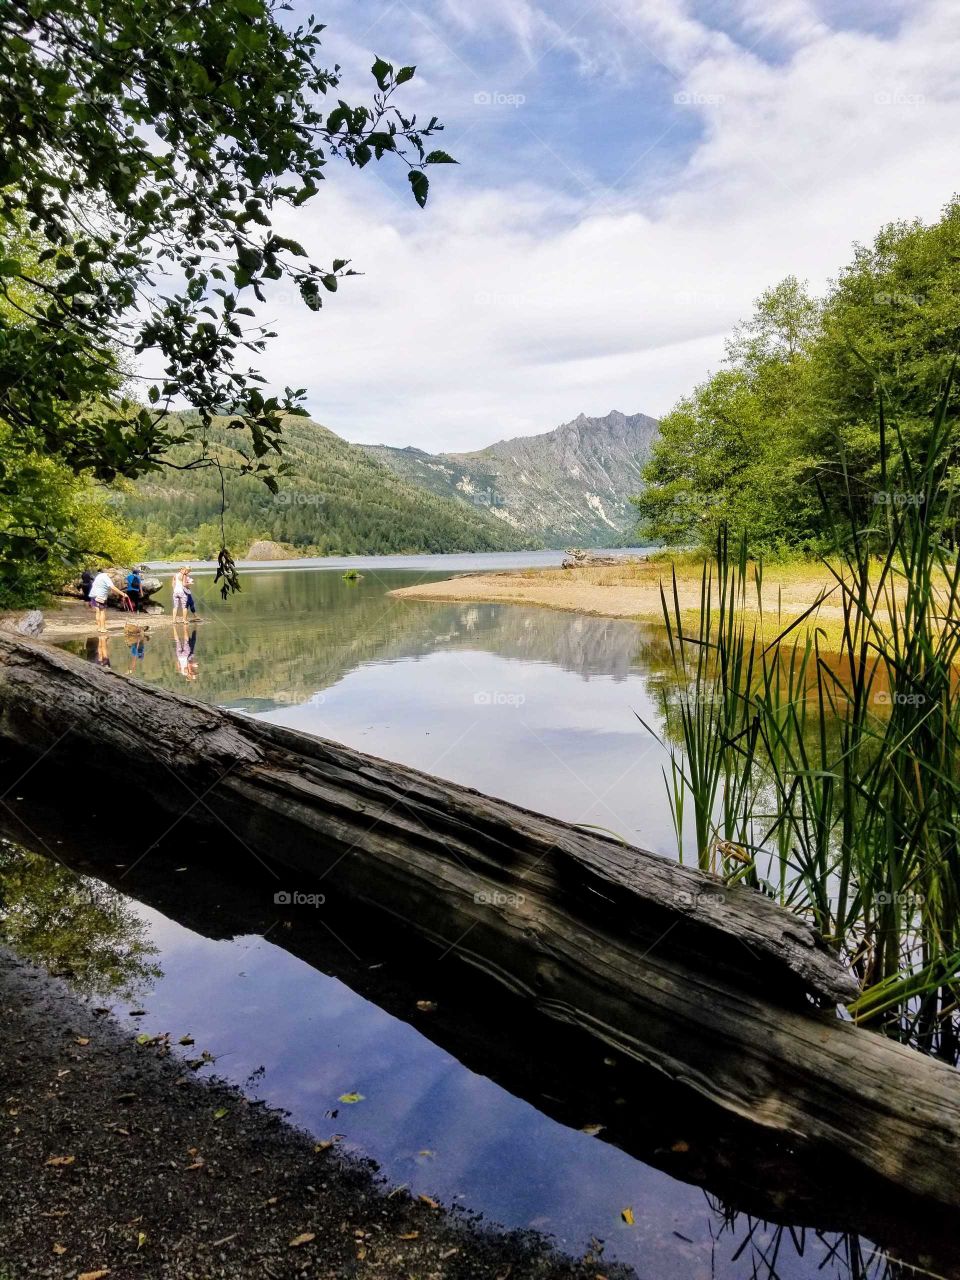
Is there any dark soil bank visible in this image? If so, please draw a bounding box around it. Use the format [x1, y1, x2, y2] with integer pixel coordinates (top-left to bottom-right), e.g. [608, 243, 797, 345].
[0, 948, 630, 1280]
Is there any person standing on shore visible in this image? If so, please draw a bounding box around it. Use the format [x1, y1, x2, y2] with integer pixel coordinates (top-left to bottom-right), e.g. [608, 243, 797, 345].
[125, 566, 143, 612]
[183, 568, 198, 619]
[172, 566, 191, 624]
[88, 569, 128, 632]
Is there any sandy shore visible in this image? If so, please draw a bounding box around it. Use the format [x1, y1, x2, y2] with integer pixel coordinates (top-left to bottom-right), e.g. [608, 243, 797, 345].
[390, 559, 847, 638]
[1, 601, 192, 640]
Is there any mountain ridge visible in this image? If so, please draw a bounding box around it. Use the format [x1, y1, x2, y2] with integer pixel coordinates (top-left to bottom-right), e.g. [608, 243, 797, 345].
[361, 409, 659, 547]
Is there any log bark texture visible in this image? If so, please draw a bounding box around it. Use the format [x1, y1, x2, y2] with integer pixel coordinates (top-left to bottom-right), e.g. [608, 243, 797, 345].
[1, 633, 958, 1210]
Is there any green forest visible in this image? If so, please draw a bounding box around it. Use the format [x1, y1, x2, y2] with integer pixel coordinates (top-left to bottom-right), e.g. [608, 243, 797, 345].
[124, 415, 536, 560]
[634, 197, 960, 557]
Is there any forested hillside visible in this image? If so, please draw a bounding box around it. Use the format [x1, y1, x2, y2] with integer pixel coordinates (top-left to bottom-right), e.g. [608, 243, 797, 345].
[124, 417, 537, 560]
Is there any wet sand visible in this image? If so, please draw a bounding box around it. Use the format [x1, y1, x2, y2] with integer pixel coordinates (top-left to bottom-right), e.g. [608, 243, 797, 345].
[3, 602, 193, 641]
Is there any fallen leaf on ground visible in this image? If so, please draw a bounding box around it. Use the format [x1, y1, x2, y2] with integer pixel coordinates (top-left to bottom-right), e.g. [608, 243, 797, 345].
[178, 1035, 194, 1046]
[74, 1037, 90, 1046]
[57, 1069, 70, 1078]
[671, 1139, 690, 1153]
[137, 1232, 147, 1249]
[289, 1232, 316, 1247]
[415, 1000, 437, 1012]
[621, 1207, 635, 1225]
[78, 1271, 110, 1280]
[418, 1194, 440, 1209]
[580, 1123, 605, 1136]
[398, 1231, 419, 1240]
[213, 1108, 228, 1120]
[135, 1034, 152, 1046]
[186, 1159, 205, 1171]
[45, 1155, 75, 1167]
[440, 1248, 459, 1259]
[52, 1244, 67, 1255]
[338, 1092, 364, 1104]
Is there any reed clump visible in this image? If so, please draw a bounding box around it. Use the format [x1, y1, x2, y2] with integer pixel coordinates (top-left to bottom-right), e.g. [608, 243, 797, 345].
[647, 375, 960, 1059]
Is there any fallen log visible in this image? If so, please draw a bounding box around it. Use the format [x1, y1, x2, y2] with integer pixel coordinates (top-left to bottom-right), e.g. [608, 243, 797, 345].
[1, 633, 958, 1212]
[3, 793, 954, 1275]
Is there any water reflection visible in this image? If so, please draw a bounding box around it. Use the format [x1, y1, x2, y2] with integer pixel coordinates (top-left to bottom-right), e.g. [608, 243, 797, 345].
[62, 569, 665, 705]
[173, 624, 199, 681]
[0, 793, 952, 1280]
[58, 569, 686, 855]
[0, 839, 161, 998]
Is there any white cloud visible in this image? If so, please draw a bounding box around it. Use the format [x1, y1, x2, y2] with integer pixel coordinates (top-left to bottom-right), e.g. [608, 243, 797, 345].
[175, 0, 960, 453]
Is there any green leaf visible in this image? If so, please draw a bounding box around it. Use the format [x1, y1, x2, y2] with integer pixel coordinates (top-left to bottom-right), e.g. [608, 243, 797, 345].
[408, 170, 429, 208]
[425, 150, 457, 165]
[338, 1091, 365, 1104]
[272, 236, 308, 257]
[396, 65, 416, 85]
[371, 57, 393, 90]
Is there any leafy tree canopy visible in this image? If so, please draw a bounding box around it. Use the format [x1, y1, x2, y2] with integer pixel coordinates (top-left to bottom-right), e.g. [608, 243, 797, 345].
[0, 0, 453, 488]
[636, 199, 960, 555]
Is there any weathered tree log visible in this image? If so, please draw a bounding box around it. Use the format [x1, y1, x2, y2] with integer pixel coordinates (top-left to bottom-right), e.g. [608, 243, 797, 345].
[1, 633, 959, 1212]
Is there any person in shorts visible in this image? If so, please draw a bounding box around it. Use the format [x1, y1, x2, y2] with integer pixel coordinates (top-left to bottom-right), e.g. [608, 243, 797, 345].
[88, 569, 128, 631]
[172, 566, 191, 623]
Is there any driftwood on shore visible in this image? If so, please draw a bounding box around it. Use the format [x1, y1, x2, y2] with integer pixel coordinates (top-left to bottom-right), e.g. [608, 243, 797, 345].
[0, 633, 958, 1212]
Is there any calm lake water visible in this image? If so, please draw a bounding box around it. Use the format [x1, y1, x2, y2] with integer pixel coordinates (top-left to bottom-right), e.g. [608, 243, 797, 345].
[1, 558, 945, 1278]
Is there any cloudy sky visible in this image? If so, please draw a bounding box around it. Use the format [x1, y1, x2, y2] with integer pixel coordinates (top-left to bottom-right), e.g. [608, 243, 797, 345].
[251, 0, 960, 451]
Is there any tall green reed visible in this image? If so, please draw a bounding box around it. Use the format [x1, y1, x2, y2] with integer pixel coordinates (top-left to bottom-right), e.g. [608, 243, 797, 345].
[652, 371, 960, 1057]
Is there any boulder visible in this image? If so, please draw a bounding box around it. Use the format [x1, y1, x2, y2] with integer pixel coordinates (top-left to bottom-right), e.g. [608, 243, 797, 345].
[62, 567, 162, 606]
[245, 540, 298, 561]
[0, 610, 44, 638]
